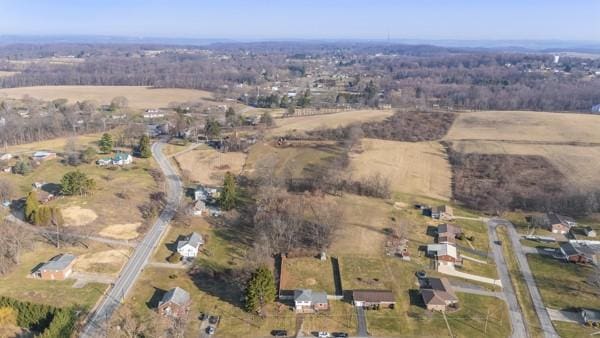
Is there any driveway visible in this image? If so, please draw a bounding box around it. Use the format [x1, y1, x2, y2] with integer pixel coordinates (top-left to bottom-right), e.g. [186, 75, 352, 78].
[437, 264, 502, 286]
[546, 308, 582, 324]
[489, 219, 559, 338]
[355, 306, 368, 337]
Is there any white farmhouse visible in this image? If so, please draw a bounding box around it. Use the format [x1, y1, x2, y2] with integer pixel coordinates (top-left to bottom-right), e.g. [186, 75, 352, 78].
[177, 232, 204, 258]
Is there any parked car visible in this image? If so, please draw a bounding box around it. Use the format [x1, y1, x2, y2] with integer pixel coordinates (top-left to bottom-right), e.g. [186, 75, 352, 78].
[416, 270, 427, 279]
[332, 333, 348, 338]
[318, 332, 330, 338]
[271, 330, 288, 336]
[494, 240, 502, 246]
[209, 315, 220, 325]
[198, 313, 206, 321]
[207, 326, 215, 335]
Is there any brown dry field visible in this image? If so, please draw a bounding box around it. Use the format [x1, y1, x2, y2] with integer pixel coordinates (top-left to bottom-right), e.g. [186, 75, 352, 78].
[350, 139, 451, 201]
[268, 109, 394, 136]
[0, 85, 215, 109]
[174, 144, 246, 185]
[445, 110, 600, 143]
[74, 249, 130, 275]
[99, 223, 142, 240]
[452, 140, 600, 193]
[62, 206, 98, 226]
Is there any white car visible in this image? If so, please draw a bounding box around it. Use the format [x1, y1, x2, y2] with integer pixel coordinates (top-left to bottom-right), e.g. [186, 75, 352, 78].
[318, 332, 329, 338]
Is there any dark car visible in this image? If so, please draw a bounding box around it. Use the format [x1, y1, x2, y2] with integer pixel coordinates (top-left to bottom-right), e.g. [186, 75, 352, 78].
[416, 270, 427, 279]
[271, 330, 288, 336]
[209, 315, 220, 325]
[198, 313, 206, 321]
[332, 333, 349, 338]
[494, 240, 502, 246]
[207, 326, 215, 335]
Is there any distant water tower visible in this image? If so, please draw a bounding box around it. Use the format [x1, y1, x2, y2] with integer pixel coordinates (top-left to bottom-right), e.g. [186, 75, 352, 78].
[553, 55, 560, 64]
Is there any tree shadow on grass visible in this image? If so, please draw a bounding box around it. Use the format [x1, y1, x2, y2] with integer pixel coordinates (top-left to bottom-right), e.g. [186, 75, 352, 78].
[188, 265, 249, 309]
[147, 287, 167, 310]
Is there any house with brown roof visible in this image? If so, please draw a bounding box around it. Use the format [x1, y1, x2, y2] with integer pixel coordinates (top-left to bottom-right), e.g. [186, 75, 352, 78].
[432, 205, 453, 220]
[437, 224, 462, 244]
[544, 212, 576, 234]
[420, 277, 458, 312]
[427, 243, 461, 267]
[33, 253, 76, 280]
[158, 287, 191, 318]
[560, 242, 596, 264]
[351, 290, 395, 309]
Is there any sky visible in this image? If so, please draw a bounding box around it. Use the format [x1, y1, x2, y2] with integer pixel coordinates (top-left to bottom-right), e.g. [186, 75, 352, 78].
[0, 0, 598, 42]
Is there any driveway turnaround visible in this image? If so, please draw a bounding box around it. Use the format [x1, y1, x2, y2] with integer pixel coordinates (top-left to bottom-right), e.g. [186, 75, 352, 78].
[80, 141, 182, 337]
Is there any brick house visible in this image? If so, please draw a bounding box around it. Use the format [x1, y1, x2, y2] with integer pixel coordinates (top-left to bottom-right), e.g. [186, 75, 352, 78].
[544, 213, 576, 234]
[34, 253, 76, 280]
[351, 290, 396, 309]
[158, 287, 191, 318]
[293, 289, 329, 313]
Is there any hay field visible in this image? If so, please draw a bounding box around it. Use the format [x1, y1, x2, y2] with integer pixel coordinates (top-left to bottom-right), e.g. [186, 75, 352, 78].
[174, 145, 246, 185]
[0, 85, 214, 109]
[62, 206, 98, 226]
[99, 223, 142, 240]
[74, 249, 129, 275]
[445, 110, 600, 143]
[452, 140, 600, 192]
[350, 139, 451, 200]
[268, 109, 394, 136]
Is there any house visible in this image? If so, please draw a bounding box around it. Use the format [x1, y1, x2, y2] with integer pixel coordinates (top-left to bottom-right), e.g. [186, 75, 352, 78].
[427, 243, 461, 267]
[581, 308, 600, 325]
[544, 212, 576, 234]
[437, 224, 462, 244]
[559, 242, 595, 264]
[32, 181, 45, 189]
[177, 232, 204, 258]
[32, 151, 56, 162]
[420, 277, 459, 312]
[143, 109, 165, 119]
[157, 287, 191, 318]
[431, 205, 453, 220]
[592, 104, 600, 114]
[293, 289, 329, 313]
[0, 153, 12, 161]
[194, 186, 218, 201]
[112, 152, 133, 166]
[351, 290, 396, 309]
[96, 158, 112, 166]
[33, 253, 76, 280]
[192, 200, 206, 216]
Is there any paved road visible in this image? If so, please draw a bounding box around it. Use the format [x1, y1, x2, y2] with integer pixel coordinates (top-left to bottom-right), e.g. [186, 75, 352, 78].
[487, 219, 528, 338]
[355, 307, 368, 337]
[80, 141, 182, 337]
[489, 218, 559, 338]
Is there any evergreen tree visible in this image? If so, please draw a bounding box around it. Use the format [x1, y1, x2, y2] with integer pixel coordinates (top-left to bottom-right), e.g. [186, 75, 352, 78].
[61, 170, 96, 196]
[14, 160, 31, 175]
[98, 133, 113, 154]
[24, 191, 39, 224]
[219, 172, 237, 210]
[138, 135, 152, 158]
[244, 266, 276, 313]
[204, 118, 221, 139]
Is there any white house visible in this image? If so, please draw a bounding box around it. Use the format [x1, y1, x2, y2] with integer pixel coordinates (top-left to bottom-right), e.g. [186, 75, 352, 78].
[0, 153, 12, 161]
[192, 200, 206, 216]
[112, 152, 133, 166]
[177, 232, 204, 258]
[143, 109, 165, 119]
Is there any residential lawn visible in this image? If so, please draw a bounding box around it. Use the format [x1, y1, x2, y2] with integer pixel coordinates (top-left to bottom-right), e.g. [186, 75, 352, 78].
[339, 256, 393, 291]
[301, 301, 357, 335]
[528, 254, 600, 309]
[553, 321, 600, 338]
[162, 142, 188, 156]
[281, 257, 335, 294]
[457, 258, 498, 279]
[498, 228, 544, 338]
[0, 241, 109, 309]
[366, 292, 510, 338]
[455, 219, 491, 253]
[519, 239, 559, 249]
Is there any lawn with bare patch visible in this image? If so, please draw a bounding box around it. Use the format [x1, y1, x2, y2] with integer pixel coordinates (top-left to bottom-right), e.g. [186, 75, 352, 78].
[99, 223, 141, 240]
[174, 145, 246, 185]
[281, 257, 335, 294]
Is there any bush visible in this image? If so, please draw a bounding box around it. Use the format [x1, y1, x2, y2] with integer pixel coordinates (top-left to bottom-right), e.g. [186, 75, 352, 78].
[0, 296, 76, 337]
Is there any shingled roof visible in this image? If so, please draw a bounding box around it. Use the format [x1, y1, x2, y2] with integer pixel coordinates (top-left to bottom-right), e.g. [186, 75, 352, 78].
[160, 287, 191, 307]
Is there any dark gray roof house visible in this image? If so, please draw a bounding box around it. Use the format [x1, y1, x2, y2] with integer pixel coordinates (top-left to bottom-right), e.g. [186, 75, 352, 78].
[161, 287, 191, 306]
[41, 253, 76, 271]
[294, 289, 328, 304]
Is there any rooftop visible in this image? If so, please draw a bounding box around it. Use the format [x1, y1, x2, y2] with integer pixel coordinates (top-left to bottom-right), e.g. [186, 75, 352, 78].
[294, 289, 328, 304]
[40, 253, 76, 271]
[160, 287, 191, 307]
[352, 289, 395, 303]
[177, 232, 204, 250]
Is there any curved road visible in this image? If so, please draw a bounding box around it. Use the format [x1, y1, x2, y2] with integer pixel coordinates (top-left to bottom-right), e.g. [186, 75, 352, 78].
[80, 141, 182, 337]
[488, 218, 559, 338]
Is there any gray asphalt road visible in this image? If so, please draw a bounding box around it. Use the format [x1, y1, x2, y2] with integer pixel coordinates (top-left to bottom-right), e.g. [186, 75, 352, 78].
[355, 306, 368, 337]
[487, 219, 528, 338]
[489, 218, 559, 338]
[80, 141, 182, 337]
